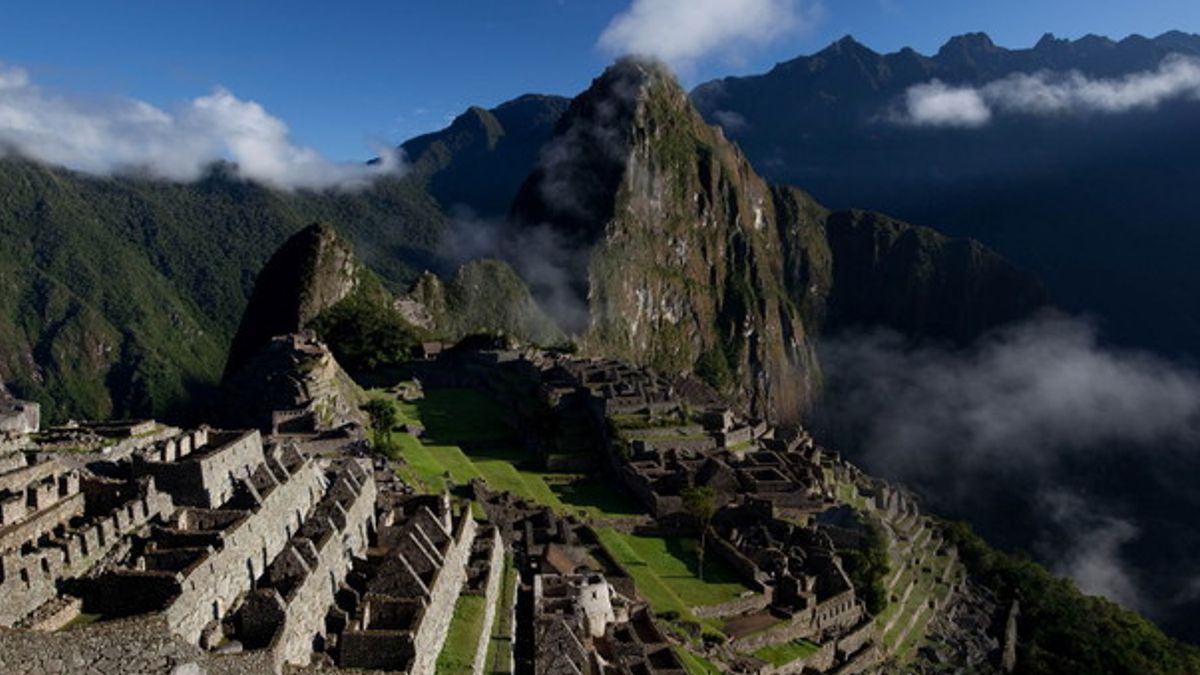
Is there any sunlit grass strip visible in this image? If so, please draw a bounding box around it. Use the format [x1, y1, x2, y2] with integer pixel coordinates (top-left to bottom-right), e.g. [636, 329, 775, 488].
[436, 594, 488, 673]
[752, 638, 820, 666]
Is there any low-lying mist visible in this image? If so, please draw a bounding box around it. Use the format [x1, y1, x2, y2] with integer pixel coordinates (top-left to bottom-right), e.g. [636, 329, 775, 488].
[816, 311, 1200, 637]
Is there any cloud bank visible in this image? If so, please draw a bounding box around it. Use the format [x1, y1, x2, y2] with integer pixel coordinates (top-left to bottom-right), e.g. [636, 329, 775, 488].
[439, 209, 590, 334]
[598, 0, 821, 71]
[0, 62, 400, 190]
[893, 54, 1200, 127]
[819, 313, 1200, 610]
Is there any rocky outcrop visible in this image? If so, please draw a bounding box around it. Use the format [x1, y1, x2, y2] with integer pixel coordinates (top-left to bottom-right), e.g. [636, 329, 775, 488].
[512, 58, 823, 423]
[407, 259, 564, 346]
[223, 223, 373, 381]
[219, 332, 366, 432]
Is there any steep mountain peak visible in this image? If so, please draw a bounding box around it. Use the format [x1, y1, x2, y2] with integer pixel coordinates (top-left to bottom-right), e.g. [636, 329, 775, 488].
[223, 222, 372, 380]
[818, 34, 879, 59]
[937, 31, 999, 60]
[511, 56, 827, 420]
[510, 55, 690, 238]
[1035, 32, 1068, 50]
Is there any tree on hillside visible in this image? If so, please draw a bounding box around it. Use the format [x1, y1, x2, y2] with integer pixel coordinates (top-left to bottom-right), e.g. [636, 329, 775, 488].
[682, 486, 718, 580]
[362, 398, 398, 450]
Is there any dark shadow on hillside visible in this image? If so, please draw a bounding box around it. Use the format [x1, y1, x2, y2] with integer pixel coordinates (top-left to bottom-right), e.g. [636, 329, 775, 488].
[550, 478, 643, 517]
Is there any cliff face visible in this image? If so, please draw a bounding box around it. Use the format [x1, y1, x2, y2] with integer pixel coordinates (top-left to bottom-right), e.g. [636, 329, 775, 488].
[219, 332, 366, 432]
[223, 223, 372, 380]
[773, 187, 1046, 343]
[510, 58, 1044, 422]
[513, 59, 822, 422]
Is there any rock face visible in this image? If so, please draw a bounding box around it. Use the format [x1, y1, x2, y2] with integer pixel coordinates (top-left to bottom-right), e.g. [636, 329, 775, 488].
[775, 191, 1046, 342]
[220, 331, 366, 432]
[514, 58, 822, 422]
[407, 259, 565, 346]
[510, 58, 1042, 422]
[224, 223, 370, 381]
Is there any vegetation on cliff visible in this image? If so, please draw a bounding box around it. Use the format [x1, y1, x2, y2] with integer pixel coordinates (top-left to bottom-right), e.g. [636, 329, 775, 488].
[943, 521, 1200, 675]
[0, 159, 443, 423]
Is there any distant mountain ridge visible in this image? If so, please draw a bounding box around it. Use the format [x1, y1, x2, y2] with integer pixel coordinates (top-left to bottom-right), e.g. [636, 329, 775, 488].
[401, 94, 569, 217]
[691, 30, 1200, 357]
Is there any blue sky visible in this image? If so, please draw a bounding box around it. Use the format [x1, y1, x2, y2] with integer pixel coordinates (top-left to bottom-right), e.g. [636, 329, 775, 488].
[1, 0, 1197, 162]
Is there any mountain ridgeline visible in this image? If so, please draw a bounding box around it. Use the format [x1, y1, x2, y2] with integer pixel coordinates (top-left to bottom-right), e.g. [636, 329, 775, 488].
[692, 30, 1200, 358]
[508, 58, 1043, 421]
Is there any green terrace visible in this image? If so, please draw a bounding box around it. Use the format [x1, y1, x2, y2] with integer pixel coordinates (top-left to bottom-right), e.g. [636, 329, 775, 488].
[436, 593, 488, 673]
[373, 387, 641, 520]
[373, 385, 773, 670]
[483, 555, 518, 675]
[752, 638, 821, 667]
[594, 528, 752, 635]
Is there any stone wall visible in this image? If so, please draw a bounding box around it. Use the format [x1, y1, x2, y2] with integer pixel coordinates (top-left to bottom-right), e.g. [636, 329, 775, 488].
[834, 618, 877, 660]
[733, 612, 817, 653]
[409, 508, 477, 675]
[163, 455, 323, 644]
[0, 471, 84, 552]
[134, 430, 262, 508]
[709, 532, 769, 589]
[0, 613, 280, 675]
[470, 527, 505, 675]
[0, 457, 64, 496]
[692, 587, 773, 619]
[258, 459, 377, 669]
[0, 480, 173, 627]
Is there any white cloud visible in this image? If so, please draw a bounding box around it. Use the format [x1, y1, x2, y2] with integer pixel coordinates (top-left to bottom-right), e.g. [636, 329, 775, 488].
[0, 62, 401, 190]
[1041, 491, 1144, 611]
[894, 54, 1200, 127]
[900, 80, 991, 127]
[0, 63, 29, 90]
[598, 0, 821, 72]
[819, 313, 1200, 611]
[712, 109, 749, 132]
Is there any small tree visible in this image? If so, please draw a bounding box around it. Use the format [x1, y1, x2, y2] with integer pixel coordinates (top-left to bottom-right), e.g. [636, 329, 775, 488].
[681, 486, 718, 580]
[362, 398, 399, 450]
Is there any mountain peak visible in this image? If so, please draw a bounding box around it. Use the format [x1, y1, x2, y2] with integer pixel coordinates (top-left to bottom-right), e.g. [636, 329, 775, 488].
[223, 222, 367, 381]
[1035, 32, 1067, 49]
[938, 31, 998, 56]
[817, 34, 879, 60]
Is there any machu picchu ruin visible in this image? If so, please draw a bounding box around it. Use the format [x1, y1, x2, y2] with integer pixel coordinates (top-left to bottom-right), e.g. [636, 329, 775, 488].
[0, 334, 1026, 675]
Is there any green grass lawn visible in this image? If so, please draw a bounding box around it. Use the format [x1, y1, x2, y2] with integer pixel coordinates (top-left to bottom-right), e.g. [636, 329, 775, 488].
[594, 528, 752, 630]
[484, 555, 518, 675]
[399, 388, 518, 445]
[752, 639, 820, 667]
[437, 593, 489, 673]
[384, 388, 642, 520]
